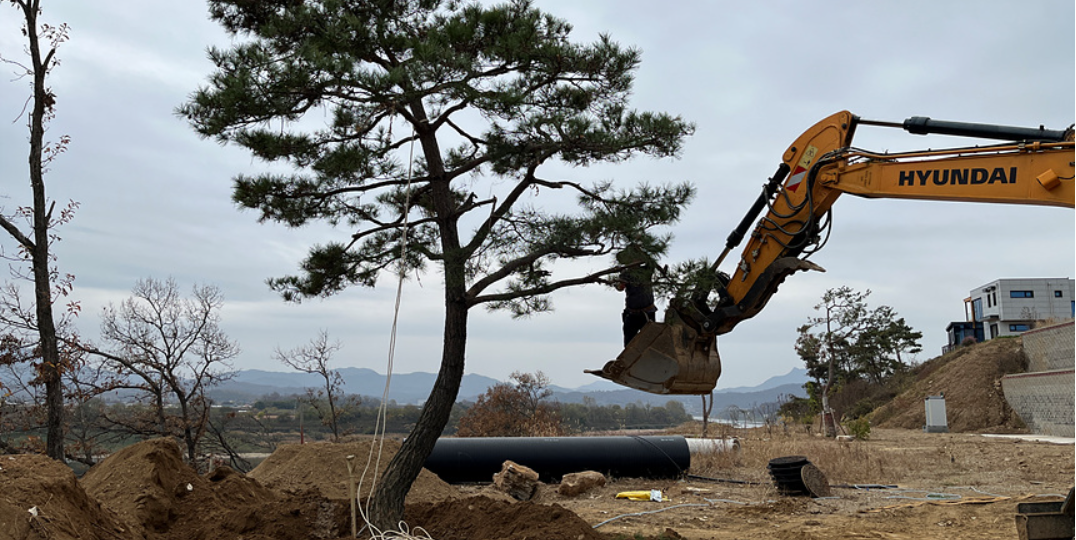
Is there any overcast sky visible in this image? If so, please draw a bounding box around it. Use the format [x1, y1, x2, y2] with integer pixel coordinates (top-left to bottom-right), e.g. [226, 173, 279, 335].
[1, 1, 1073, 392]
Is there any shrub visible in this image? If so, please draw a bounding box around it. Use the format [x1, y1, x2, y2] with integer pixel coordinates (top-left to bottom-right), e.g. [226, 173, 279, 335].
[845, 417, 870, 440]
[456, 371, 567, 437]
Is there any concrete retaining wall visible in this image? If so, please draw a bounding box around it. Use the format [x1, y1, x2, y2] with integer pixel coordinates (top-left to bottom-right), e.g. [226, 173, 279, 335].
[1021, 321, 1074, 372]
[1000, 320, 1075, 437]
[1001, 370, 1075, 437]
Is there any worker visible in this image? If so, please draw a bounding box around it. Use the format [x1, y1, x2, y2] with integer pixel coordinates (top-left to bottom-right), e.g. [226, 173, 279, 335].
[613, 247, 658, 346]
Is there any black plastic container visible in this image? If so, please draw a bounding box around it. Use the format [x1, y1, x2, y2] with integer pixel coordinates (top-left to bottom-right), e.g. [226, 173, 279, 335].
[767, 455, 812, 496]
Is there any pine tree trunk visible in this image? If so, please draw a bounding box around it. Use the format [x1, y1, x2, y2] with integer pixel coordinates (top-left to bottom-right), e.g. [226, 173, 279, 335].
[366, 297, 468, 534]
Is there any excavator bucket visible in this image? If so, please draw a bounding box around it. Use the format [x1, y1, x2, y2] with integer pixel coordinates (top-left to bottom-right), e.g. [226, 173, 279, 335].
[585, 318, 721, 395]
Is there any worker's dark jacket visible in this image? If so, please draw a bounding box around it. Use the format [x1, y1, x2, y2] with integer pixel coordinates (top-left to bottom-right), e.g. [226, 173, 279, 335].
[620, 264, 656, 312]
[619, 264, 657, 346]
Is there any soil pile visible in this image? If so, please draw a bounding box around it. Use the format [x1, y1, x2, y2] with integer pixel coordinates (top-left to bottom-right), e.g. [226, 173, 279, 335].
[406, 495, 605, 540]
[0, 437, 612, 540]
[246, 441, 606, 539]
[0, 452, 133, 540]
[872, 337, 1028, 432]
[80, 437, 347, 540]
[247, 439, 459, 504]
[81, 437, 208, 537]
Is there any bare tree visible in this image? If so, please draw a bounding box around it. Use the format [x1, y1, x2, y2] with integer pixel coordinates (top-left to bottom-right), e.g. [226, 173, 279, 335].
[63, 359, 119, 466]
[754, 400, 782, 436]
[699, 392, 715, 437]
[0, 333, 40, 452]
[202, 403, 259, 473]
[93, 278, 239, 461]
[274, 330, 352, 441]
[0, 0, 76, 460]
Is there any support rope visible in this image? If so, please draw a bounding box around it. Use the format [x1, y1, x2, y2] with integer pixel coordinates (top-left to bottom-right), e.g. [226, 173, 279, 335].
[353, 122, 435, 539]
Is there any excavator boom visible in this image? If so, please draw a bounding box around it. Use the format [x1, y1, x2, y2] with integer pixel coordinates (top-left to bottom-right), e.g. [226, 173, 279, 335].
[587, 111, 1075, 394]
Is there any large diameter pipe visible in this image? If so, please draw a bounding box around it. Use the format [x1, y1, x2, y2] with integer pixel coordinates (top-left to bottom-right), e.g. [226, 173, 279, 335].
[424, 435, 691, 484]
[685, 437, 740, 455]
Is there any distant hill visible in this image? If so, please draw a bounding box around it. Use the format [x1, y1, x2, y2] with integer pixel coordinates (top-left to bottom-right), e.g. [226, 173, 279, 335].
[547, 382, 806, 415]
[210, 368, 501, 406]
[872, 337, 1028, 433]
[718, 368, 809, 393]
[207, 367, 808, 415]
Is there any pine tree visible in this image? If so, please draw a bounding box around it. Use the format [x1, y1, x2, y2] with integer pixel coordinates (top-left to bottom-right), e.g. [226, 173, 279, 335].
[180, 0, 694, 530]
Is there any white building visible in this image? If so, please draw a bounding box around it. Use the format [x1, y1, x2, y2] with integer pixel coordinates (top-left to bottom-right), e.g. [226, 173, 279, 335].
[963, 278, 1074, 340]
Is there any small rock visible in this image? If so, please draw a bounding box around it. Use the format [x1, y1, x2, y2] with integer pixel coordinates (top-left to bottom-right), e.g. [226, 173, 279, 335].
[492, 460, 540, 501]
[557, 471, 607, 497]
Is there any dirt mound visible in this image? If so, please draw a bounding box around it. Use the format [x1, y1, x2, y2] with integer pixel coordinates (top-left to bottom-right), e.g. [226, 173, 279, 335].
[81, 437, 207, 537]
[81, 437, 344, 540]
[247, 439, 460, 504]
[0, 453, 135, 540]
[0, 423, 1071, 540]
[872, 337, 1028, 432]
[0, 437, 463, 540]
[405, 495, 604, 540]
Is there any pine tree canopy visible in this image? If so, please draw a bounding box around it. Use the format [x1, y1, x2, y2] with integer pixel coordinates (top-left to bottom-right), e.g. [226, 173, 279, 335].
[180, 0, 696, 314]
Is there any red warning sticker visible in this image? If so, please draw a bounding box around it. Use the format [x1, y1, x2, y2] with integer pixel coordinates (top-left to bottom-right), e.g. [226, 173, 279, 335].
[786, 145, 818, 193]
[786, 166, 807, 192]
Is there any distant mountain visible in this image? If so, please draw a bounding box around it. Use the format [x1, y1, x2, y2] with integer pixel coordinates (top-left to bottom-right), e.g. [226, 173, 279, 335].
[565, 379, 625, 393]
[210, 368, 501, 405]
[207, 366, 806, 414]
[717, 367, 808, 393]
[547, 382, 805, 415]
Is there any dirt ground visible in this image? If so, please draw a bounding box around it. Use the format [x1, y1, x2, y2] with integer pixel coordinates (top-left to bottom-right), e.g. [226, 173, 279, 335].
[1, 337, 1072, 540]
[0, 429, 1071, 540]
[526, 428, 1074, 540]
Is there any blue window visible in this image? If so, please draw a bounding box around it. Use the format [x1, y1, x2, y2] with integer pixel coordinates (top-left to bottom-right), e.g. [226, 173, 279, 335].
[1055, 290, 1064, 298]
[1010, 290, 1034, 298]
[1009, 324, 1030, 332]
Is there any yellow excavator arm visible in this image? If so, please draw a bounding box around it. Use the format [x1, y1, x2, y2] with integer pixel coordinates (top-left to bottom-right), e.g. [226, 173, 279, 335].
[587, 111, 1075, 394]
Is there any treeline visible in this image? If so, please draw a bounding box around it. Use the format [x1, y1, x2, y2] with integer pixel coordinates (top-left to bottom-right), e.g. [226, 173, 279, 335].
[0, 390, 692, 467]
[247, 391, 693, 437]
[558, 400, 691, 432]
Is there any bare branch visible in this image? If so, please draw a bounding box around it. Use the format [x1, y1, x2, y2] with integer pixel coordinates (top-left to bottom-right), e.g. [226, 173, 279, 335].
[0, 215, 33, 250]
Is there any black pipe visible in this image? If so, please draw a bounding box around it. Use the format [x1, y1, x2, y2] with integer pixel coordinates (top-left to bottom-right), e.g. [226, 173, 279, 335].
[901, 116, 1068, 142]
[424, 435, 691, 484]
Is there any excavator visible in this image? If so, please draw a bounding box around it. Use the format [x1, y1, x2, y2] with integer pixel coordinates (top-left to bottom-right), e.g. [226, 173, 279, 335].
[586, 110, 1075, 395]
